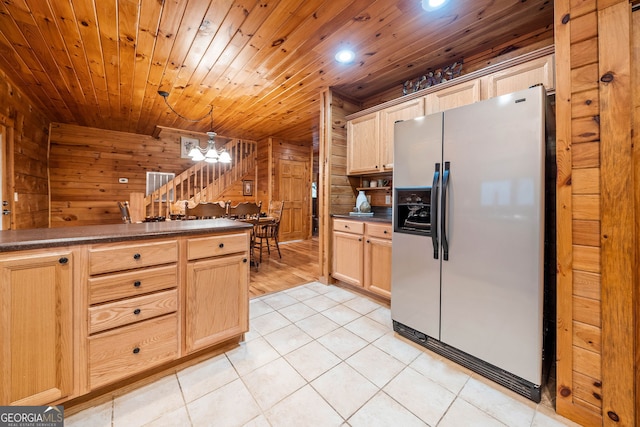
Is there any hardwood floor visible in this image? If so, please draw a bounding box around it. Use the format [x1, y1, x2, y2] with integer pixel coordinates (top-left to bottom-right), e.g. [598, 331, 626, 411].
[249, 237, 319, 298]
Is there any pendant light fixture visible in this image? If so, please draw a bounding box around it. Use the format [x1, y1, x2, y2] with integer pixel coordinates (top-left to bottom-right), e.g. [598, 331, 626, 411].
[158, 90, 231, 163]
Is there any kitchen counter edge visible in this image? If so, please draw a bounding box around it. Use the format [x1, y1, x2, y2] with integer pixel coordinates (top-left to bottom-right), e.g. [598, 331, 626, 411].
[0, 219, 253, 252]
[331, 214, 392, 223]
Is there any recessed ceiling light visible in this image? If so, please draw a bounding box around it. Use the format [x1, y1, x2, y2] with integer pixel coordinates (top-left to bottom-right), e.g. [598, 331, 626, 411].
[422, 0, 447, 11]
[335, 49, 355, 64]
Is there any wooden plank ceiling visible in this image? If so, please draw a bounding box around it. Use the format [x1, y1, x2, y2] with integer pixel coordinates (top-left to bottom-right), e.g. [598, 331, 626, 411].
[0, 0, 553, 142]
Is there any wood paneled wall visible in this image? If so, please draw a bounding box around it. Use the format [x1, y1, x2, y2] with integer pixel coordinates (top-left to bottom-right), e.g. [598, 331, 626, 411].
[555, 1, 636, 426]
[48, 123, 255, 227]
[0, 70, 51, 229]
[362, 27, 554, 108]
[318, 89, 361, 281]
[255, 136, 313, 241]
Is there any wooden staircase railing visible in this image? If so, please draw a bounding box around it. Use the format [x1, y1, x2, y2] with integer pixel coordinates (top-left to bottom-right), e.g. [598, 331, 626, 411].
[139, 139, 257, 219]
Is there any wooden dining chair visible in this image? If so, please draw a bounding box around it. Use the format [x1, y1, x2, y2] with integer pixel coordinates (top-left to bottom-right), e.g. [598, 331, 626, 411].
[117, 201, 132, 224]
[184, 201, 228, 219]
[228, 201, 261, 219]
[253, 201, 284, 262]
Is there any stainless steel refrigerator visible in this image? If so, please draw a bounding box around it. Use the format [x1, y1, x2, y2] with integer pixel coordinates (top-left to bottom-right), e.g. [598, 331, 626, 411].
[391, 86, 554, 402]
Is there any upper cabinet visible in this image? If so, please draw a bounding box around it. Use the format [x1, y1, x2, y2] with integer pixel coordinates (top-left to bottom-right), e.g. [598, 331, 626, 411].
[425, 78, 481, 115]
[347, 112, 380, 175]
[379, 98, 425, 171]
[485, 54, 554, 98]
[346, 52, 555, 177]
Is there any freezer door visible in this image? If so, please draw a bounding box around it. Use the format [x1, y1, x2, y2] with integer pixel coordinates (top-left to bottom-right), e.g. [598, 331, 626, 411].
[391, 113, 443, 339]
[439, 87, 546, 384]
[393, 114, 443, 187]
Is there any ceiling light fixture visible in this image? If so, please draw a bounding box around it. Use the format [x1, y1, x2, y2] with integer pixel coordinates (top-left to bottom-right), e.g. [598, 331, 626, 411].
[335, 49, 355, 64]
[422, 0, 447, 11]
[157, 90, 231, 163]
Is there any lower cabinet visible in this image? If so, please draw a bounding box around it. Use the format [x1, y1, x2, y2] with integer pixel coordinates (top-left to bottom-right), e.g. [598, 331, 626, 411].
[88, 314, 178, 389]
[364, 223, 392, 299]
[185, 254, 249, 353]
[185, 233, 250, 354]
[0, 250, 74, 405]
[332, 219, 392, 299]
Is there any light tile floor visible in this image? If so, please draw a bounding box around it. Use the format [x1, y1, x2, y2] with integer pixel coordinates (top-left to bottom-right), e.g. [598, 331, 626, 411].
[66, 282, 582, 427]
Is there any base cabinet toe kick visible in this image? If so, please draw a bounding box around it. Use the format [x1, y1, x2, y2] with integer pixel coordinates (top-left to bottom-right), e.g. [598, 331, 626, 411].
[0, 222, 251, 407]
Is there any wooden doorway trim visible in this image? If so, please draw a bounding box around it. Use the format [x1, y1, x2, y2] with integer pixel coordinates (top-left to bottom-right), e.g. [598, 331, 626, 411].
[0, 113, 15, 230]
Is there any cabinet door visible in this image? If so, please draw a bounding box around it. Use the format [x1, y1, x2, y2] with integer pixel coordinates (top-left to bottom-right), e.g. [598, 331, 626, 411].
[331, 230, 364, 287]
[486, 54, 554, 98]
[364, 236, 392, 299]
[425, 78, 482, 114]
[347, 112, 380, 175]
[379, 98, 425, 171]
[185, 254, 249, 353]
[0, 252, 73, 405]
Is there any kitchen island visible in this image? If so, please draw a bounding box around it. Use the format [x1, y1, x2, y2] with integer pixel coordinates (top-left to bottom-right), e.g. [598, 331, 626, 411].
[0, 219, 252, 408]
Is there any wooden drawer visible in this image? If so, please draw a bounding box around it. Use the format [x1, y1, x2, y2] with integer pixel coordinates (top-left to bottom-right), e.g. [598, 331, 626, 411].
[366, 222, 392, 240]
[89, 289, 178, 334]
[333, 219, 364, 234]
[187, 233, 248, 261]
[89, 314, 178, 389]
[88, 265, 177, 304]
[89, 240, 177, 275]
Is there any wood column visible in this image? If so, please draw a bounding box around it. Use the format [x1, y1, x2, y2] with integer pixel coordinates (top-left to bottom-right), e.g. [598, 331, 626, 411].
[555, 0, 636, 425]
[598, 2, 635, 426]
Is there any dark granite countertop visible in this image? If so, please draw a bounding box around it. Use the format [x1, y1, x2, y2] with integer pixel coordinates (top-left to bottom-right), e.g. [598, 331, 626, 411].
[331, 213, 392, 223]
[0, 219, 253, 252]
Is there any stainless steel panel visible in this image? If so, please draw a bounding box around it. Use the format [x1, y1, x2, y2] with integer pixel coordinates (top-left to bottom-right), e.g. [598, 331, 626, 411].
[391, 232, 441, 339]
[392, 112, 443, 339]
[393, 114, 443, 187]
[439, 87, 546, 384]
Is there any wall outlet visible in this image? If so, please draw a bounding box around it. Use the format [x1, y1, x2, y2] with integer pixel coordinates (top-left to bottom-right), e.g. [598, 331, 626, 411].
[118, 178, 129, 183]
[385, 195, 391, 204]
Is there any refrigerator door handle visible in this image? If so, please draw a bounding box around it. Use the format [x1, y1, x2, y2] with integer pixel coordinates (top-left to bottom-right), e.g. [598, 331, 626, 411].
[430, 163, 440, 259]
[441, 161, 450, 261]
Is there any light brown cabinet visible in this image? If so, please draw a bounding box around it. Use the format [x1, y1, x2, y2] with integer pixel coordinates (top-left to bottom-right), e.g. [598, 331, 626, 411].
[363, 223, 392, 299]
[425, 78, 482, 114]
[347, 112, 380, 175]
[185, 233, 249, 354]
[331, 219, 365, 287]
[87, 239, 179, 389]
[346, 53, 555, 178]
[331, 219, 392, 299]
[379, 98, 425, 171]
[0, 250, 74, 405]
[485, 54, 554, 98]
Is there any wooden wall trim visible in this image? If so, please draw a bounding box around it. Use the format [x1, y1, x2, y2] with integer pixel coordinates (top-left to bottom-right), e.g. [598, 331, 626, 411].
[633, 8, 640, 422]
[554, 0, 579, 420]
[319, 90, 330, 282]
[598, 2, 635, 426]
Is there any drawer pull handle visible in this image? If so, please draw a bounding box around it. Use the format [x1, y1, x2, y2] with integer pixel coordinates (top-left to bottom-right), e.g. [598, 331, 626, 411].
[384, 230, 388, 234]
[58, 257, 69, 264]
[344, 225, 348, 228]
[133, 308, 141, 315]
[243, 258, 248, 263]
[133, 253, 141, 260]
[133, 280, 141, 287]
[366, 240, 370, 243]
[358, 238, 362, 242]
[132, 347, 140, 354]
[219, 243, 224, 248]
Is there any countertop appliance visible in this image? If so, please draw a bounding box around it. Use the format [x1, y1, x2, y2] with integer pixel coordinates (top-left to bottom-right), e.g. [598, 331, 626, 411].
[391, 86, 555, 402]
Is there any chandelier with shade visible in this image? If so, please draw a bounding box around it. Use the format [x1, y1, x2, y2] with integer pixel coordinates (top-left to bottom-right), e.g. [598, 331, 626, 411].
[157, 90, 231, 163]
